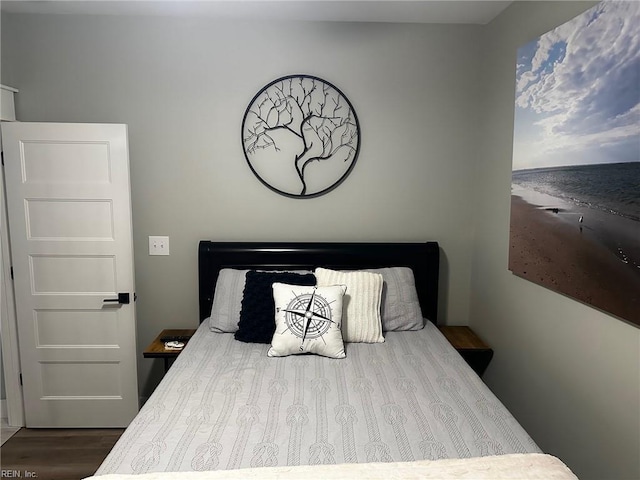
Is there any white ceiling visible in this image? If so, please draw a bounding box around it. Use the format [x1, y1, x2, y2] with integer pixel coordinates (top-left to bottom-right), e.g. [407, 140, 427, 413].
[0, 1, 513, 25]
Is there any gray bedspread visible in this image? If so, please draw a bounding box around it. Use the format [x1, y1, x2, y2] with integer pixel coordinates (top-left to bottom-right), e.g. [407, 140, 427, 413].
[96, 322, 539, 475]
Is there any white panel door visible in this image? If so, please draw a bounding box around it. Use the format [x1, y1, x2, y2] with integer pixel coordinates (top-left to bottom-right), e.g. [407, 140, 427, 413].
[2, 122, 139, 427]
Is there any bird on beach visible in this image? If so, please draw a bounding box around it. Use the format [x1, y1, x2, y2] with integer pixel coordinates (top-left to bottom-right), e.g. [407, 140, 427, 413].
[579, 215, 583, 232]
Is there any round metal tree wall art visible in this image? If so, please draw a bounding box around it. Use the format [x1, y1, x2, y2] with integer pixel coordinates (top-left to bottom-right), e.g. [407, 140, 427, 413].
[242, 75, 360, 198]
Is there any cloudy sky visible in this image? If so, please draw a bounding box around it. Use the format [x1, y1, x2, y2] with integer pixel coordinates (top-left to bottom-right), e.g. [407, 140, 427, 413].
[512, 0, 639, 171]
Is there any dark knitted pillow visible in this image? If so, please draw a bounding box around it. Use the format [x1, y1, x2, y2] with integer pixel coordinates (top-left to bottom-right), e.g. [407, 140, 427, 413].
[235, 271, 316, 343]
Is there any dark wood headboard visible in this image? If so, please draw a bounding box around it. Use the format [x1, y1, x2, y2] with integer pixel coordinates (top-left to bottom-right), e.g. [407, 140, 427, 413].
[198, 241, 440, 325]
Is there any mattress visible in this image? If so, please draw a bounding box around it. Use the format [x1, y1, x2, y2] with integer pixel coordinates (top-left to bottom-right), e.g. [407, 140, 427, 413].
[96, 321, 539, 475]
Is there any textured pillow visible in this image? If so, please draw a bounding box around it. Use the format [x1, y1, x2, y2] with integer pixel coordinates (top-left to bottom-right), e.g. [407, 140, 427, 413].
[235, 271, 316, 343]
[209, 269, 313, 333]
[268, 283, 347, 358]
[314, 268, 384, 343]
[209, 269, 250, 332]
[366, 267, 424, 331]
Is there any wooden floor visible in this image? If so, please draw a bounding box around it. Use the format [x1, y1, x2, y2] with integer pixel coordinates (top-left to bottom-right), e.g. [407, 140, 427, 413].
[0, 428, 124, 480]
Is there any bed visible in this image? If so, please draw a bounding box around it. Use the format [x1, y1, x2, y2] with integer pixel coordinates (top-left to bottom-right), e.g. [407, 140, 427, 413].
[89, 241, 578, 479]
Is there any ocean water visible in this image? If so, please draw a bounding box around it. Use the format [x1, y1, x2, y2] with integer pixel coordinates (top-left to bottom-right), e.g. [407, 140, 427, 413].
[512, 161, 640, 272]
[512, 162, 640, 222]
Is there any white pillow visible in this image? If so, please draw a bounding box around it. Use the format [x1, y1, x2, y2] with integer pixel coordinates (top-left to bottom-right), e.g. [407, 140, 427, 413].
[268, 283, 347, 359]
[314, 268, 384, 343]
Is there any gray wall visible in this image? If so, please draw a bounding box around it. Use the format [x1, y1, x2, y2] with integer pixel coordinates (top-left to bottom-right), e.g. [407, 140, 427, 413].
[1, 13, 482, 398]
[0, 334, 4, 402]
[1, 4, 638, 479]
[472, 3, 640, 480]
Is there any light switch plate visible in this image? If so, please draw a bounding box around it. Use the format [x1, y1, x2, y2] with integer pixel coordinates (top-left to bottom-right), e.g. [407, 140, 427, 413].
[149, 236, 170, 256]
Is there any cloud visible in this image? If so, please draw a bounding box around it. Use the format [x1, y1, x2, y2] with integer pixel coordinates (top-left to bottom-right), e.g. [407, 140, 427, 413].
[515, 1, 640, 146]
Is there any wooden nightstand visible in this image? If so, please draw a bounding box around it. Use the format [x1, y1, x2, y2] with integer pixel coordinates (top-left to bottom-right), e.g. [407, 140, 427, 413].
[143, 328, 197, 372]
[438, 326, 493, 377]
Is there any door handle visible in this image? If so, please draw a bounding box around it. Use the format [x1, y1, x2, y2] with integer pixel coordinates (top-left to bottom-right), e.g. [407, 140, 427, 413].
[103, 293, 130, 305]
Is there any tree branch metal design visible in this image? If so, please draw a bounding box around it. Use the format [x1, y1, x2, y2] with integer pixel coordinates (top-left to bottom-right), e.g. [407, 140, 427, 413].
[242, 76, 360, 197]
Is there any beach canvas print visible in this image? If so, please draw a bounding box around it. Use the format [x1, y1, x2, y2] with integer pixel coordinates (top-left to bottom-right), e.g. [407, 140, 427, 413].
[510, 1, 640, 327]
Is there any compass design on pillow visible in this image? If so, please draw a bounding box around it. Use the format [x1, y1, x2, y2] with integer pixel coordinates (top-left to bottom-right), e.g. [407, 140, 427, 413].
[278, 288, 338, 350]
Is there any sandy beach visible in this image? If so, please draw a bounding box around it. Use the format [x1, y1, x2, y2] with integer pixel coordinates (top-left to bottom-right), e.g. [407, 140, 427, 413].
[509, 195, 640, 326]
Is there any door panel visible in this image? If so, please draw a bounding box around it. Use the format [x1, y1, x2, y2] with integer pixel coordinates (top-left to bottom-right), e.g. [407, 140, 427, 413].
[21, 141, 111, 184]
[35, 310, 120, 346]
[30, 255, 117, 293]
[2, 122, 138, 427]
[26, 199, 114, 240]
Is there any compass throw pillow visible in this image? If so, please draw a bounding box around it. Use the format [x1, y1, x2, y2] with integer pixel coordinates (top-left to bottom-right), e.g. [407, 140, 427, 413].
[315, 268, 384, 343]
[236, 271, 316, 343]
[268, 283, 347, 359]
